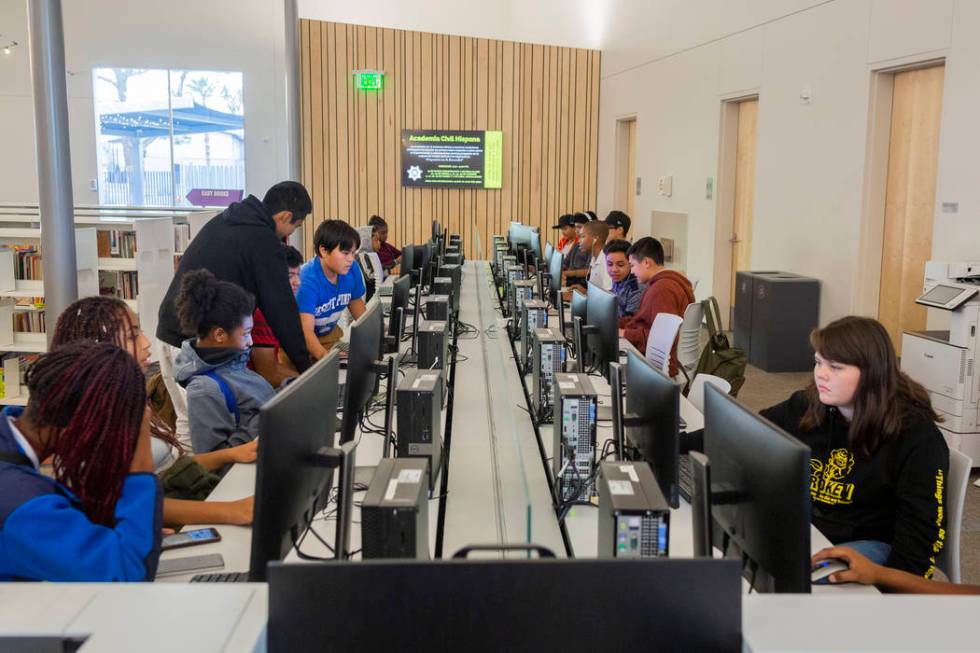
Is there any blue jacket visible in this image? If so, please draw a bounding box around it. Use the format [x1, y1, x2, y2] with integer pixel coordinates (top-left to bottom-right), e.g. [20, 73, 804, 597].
[174, 340, 275, 454]
[612, 274, 646, 318]
[0, 408, 162, 582]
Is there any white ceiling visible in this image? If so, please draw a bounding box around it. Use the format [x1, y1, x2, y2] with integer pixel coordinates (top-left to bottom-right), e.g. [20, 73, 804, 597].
[299, 0, 833, 77]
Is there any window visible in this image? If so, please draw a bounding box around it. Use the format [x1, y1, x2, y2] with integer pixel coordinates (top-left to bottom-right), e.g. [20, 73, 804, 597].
[93, 68, 244, 207]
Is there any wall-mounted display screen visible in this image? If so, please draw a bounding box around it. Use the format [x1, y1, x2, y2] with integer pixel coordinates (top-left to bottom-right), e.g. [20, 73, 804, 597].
[401, 129, 503, 189]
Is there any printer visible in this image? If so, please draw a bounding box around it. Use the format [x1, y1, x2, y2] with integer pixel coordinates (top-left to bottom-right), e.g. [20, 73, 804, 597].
[901, 261, 980, 462]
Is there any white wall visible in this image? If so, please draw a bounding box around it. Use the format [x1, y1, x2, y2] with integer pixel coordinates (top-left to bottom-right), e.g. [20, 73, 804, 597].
[597, 0, 980, 326]
[0, 0, 290, 205]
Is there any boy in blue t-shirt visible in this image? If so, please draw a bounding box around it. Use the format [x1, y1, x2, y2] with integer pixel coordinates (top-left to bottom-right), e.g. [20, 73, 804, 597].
[295, 219, 367, 359]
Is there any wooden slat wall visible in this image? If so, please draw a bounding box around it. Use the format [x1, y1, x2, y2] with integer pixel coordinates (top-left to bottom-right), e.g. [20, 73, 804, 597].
[299, 20, 601, 260]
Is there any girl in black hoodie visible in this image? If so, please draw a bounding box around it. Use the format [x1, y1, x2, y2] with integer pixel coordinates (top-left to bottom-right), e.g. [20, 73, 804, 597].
[759, 316, 948, 578]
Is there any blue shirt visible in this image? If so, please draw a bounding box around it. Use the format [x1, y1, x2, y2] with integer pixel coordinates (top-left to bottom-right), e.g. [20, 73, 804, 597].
[295, 258, 366, 336]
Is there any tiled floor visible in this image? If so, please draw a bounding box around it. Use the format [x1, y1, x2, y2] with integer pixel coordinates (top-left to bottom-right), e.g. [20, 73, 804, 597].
[738, 362, 979, 585]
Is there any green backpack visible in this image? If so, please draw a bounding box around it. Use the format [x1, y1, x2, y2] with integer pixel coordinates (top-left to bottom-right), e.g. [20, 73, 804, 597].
[694, 296, 747, 397]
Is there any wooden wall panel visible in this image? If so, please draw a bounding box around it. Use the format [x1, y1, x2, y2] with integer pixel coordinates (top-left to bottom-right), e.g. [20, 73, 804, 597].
[300, 20, 600, 259]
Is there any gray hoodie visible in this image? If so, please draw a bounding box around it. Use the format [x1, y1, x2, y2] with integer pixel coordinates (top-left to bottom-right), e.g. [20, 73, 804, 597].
[174, 339, 276, 454]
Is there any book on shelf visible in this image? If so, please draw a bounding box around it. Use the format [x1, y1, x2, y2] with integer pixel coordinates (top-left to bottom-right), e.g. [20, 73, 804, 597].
[3, 244, 43, 281]
[13, 309, 46, 333]
[97, 230, 137, 258]
[99, 270, 139, 300]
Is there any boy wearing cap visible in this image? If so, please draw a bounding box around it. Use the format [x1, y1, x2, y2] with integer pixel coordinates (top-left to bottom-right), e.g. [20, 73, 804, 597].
[560, 213, 592, 284]
[605, 210, 632, 242]
[553, 214, 578, 256]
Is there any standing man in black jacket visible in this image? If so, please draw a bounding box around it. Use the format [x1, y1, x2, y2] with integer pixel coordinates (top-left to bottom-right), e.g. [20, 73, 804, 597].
[157, 181, 313, 443]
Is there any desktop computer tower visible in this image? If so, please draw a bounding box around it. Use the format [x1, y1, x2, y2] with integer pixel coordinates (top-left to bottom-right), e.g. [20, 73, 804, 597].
[443, 253, 462, 267]
[437, 263, 462, 313]
[424, 294, 450, 322]
[432, 276, 452, 298]
[521, 299, 549, 372]
[396, 369, 443, 490]
[361, 458, 430, 559]
[597, 461, 670, 559]
[532, 328, 565, 423]
[417, 319, 449, 374]
[493, 244, 509, 276]
[554, 373, 598, 502]
[510, 279, 536, 332]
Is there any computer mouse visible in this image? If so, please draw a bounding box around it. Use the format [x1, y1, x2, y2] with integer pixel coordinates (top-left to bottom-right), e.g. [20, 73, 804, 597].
[811, 558, 848, 584]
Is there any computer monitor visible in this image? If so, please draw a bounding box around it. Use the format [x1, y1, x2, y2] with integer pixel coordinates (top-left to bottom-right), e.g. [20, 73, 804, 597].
[340, 299, 383, 444]
[544, 241, 554, 266]
[401, 245, 417, 285]
[703, 384, 812, 593]
[267, 558, 742, 652]
[432, 220, 442, 240]
[569, 288, 587, 349]
[249, 351, 341, 581]
[548, 251, 563, 308]
[387, 274, 411, 351]
[624, 348, 681, 508]
[584, 282, 618, 381]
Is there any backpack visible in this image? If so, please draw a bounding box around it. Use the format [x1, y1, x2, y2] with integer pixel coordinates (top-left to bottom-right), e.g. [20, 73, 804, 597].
[195, 369, 241, 427]
[694, 296, 747, 397]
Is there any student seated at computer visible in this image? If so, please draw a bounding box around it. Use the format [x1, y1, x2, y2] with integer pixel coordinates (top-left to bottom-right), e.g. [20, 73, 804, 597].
[604, 239, 645, 318]
[565, 220, 612, 292]
[812, 545, 978, 594]
[174, 270, 276, 454]
[553, 214, 578, 256]
[0, 342, 162, 581]
[618, 237, 695, 376]
[295, 219, 367, 359]
[760, 316, 948, 578]
[604, 210, 632, 242]
[251, 245, 303, 388]
[560, 213, 592, 286]
[369, 215, 401, 272]
[51, 295, 255, 528]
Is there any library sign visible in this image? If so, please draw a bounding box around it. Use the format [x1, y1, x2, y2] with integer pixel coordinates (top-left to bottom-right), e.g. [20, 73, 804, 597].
[400, 130, 503, 189]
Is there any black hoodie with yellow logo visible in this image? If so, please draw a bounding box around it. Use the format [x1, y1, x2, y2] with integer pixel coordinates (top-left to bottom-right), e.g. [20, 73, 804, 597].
[761, 390, 949, 578]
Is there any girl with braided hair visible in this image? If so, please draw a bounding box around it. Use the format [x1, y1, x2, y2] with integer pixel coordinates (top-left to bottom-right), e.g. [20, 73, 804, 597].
[51, 296, 255, 528]
[0, 341, 161, 581]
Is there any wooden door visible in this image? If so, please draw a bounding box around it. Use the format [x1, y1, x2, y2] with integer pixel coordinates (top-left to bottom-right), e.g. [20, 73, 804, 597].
[615, 118, 637, 217]
[878, 64, 945, 354]
[729, 99, 758, 306]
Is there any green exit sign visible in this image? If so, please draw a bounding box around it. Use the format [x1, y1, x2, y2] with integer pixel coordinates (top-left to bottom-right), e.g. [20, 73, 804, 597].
[353, 70, 384, 90]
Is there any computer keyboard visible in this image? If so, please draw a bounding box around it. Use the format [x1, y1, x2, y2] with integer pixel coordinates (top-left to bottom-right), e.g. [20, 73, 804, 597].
[678, 454, 694, 502]
[334, 340, 350, 354]
[190, 571, 250, 583]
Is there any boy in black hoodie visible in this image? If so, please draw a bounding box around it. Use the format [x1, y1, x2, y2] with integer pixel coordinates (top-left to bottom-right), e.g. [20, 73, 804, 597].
[157, 181, 312, 444]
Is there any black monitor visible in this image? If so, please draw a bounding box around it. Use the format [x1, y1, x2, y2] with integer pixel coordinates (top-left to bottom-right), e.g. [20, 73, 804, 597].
[584, 282, 618, 381]
[267, 558, 742, 652]
[387, 274, 411, 351]
[340, 300, 383, 444]
[401, 245, 417, 285]
[432, 220, 442, 240]
[703, 384, 812, 593]
[623, 348, 681, 508]
[249, 351, 340, 581]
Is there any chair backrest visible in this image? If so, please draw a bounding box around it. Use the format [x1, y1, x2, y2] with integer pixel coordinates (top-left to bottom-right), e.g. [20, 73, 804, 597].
[645, 313, 684, 374]
[937, 447, 972, 583]
[687, 374, 732, 414]
[676, 302, 705, 379]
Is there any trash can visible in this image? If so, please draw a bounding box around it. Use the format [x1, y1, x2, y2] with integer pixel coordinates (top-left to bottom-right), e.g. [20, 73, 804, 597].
[734, 271, 820, 372]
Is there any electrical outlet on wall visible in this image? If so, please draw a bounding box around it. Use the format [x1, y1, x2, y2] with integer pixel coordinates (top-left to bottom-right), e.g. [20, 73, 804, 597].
[657, 175, 672, 197]
[88, 179, 98, 192]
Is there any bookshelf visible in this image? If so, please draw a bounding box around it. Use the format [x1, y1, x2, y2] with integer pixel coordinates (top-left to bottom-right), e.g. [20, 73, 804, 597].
[0, 204, 217, 404]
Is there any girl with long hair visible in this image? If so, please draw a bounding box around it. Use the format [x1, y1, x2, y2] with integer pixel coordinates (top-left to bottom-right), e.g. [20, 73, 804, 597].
[760, 316, 948, 578]
[0, 342, 161, 581]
